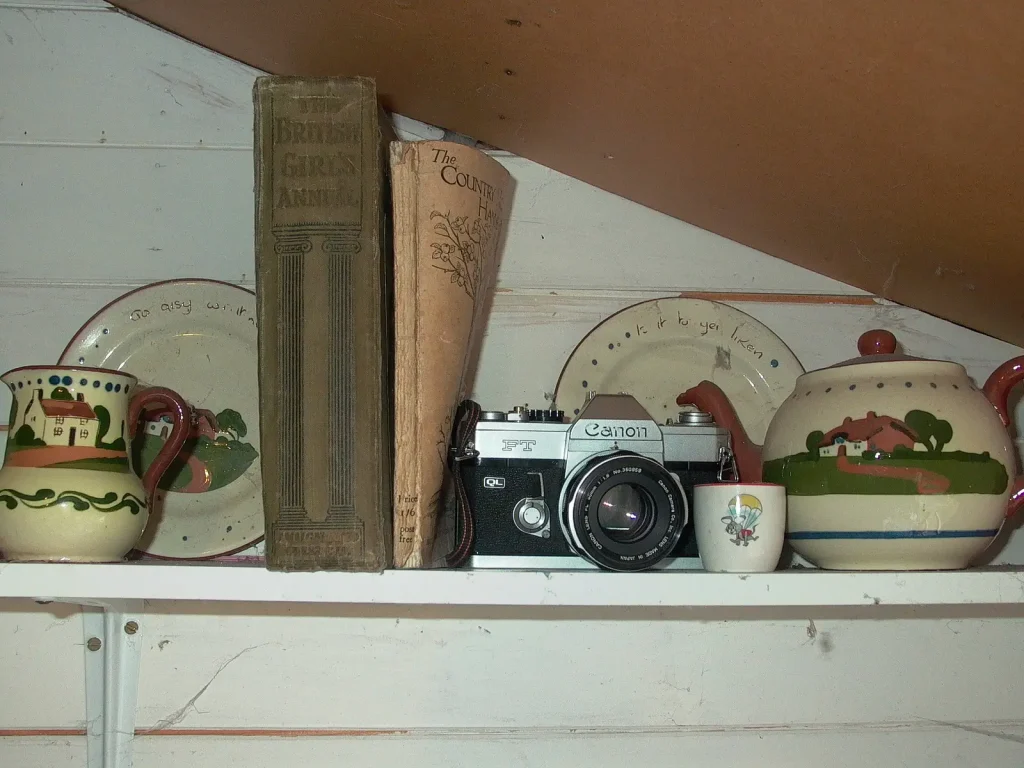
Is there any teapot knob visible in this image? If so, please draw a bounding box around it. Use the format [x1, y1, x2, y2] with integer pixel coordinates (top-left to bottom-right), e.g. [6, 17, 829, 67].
[858, 329, 898, 356]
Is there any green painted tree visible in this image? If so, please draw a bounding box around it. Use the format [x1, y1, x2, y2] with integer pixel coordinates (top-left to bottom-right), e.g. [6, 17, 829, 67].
[805, 430, 824, 459]
[14, 424, 45, 447]
[93, 405, 126, 451]
[49, 386, 74, 401]
[94, 405, 110, 446]
[904, 410, 953, 453]
[932, 418, 953, 452]
[215, 409, 247, 442]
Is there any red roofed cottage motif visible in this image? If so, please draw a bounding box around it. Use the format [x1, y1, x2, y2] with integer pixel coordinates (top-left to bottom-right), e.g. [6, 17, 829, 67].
[20, 388, 101, 449]
[819, 411, 918, 455]
[39, 399, 97, 421]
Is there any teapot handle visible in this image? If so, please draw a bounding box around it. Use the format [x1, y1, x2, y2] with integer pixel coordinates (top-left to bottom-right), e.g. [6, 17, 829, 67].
[982, 357, 1024, 518]
[127, 386, 192, 511]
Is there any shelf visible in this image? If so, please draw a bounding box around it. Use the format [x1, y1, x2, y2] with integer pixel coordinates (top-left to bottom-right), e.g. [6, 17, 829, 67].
[1, 562, 1023, 608]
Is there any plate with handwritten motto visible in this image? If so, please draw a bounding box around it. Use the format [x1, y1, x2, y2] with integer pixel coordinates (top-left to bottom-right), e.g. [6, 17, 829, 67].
[554, 298, 804, 444]
[59, 279, 263, 559]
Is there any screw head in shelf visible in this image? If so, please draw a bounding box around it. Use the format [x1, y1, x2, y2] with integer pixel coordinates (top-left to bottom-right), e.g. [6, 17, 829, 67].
[124, 620, 139, 635]
[87, 637, 102, 652]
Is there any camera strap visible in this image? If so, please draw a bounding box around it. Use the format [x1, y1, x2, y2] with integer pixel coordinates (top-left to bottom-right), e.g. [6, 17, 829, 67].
[445, 399, 482, 568]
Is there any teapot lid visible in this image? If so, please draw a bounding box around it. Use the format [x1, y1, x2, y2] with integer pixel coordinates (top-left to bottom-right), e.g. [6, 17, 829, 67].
[823, 330, 941, 369]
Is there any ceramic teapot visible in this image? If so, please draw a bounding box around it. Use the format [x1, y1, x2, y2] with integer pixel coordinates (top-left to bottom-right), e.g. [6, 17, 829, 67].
[678, 330, 1024, 571]
[0, 366, 191, 562]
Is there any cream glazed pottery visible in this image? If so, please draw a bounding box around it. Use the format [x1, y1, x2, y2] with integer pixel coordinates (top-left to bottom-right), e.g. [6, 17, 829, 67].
[0, 366, 191, 562]
[555, 297, 804, 444]
[679, 330, 1024, 570]
[59, 279, 264, 559]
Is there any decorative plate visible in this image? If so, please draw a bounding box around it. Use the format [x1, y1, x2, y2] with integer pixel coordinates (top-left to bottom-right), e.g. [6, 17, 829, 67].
[554, 297, 804, 443]
[59, 279, 263, 559]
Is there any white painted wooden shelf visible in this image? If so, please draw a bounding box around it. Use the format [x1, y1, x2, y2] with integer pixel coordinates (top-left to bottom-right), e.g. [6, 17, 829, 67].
[1, 562, 1023, 608]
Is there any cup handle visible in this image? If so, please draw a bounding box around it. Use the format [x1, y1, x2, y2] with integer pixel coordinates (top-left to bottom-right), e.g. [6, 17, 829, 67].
[127, 386, 192, 510]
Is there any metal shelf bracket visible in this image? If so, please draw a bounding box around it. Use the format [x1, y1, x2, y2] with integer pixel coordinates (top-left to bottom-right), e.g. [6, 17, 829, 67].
[80, 599, 146, 768]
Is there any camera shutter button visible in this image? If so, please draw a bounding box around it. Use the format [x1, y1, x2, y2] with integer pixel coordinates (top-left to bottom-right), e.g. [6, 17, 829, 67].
[522, 505, 543, 527]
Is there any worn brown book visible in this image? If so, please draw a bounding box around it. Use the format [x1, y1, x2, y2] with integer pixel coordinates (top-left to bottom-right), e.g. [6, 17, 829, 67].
[254, 76, 393, 571]
[389, 140, 513, 568]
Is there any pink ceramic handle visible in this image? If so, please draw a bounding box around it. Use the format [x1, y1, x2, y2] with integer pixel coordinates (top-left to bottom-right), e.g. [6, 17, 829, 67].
[127, 386, 191, 510]
[982, 357, 1024, 427]
[982, 356, 1024, 519]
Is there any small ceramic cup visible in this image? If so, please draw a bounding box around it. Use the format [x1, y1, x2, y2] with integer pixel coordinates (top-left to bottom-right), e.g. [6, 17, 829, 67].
[693, 483, 786, 572]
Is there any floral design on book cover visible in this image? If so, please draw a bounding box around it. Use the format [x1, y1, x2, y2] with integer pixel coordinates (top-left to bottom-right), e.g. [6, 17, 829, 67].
[429, 211, 496, 301]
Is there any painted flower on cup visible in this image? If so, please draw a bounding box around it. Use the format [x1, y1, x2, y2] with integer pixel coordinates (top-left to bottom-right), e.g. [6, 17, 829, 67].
[722, 494, 762, 546]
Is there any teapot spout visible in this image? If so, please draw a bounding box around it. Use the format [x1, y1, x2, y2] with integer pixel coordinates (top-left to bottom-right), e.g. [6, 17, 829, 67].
[678, 381, 764, 482]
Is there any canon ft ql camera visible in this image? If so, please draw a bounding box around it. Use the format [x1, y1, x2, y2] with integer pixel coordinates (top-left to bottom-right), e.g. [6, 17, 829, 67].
[457, 393, 735, 571]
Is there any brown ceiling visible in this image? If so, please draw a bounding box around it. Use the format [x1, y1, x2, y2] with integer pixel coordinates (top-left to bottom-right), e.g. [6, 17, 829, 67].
[111, 0, 1024, 346]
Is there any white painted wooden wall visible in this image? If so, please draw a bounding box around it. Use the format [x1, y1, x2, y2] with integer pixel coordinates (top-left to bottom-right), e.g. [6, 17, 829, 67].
[2, 2, 1024, 765]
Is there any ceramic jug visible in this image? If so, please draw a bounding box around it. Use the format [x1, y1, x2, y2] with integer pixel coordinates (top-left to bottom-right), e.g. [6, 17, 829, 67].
[678, 330, 1024, 571]
[0, 366, 191, 562]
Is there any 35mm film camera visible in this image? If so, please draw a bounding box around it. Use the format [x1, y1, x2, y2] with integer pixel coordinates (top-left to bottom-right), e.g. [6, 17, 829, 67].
[457, 394, 735, 571]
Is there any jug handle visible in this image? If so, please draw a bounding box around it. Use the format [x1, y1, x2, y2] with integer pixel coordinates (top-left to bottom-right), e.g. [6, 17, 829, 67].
[127, 386, 192, 511]
[982, 357, 1024, 518]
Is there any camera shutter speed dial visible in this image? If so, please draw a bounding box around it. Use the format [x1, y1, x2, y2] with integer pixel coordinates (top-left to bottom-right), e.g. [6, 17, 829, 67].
[513, 498, 551, 538]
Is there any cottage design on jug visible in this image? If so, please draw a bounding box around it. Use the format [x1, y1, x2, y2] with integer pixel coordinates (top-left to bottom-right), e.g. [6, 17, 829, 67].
[5, 373, 130, 473]
[23, 389, 99, 447]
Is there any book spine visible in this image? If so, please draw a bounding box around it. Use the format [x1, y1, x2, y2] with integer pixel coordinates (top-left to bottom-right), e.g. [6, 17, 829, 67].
[389, 144, 422, 567]
[254, 76, 392, 571]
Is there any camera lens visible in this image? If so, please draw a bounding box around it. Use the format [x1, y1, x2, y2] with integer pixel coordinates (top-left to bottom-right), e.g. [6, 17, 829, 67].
[597, 484, 655, 543]
[559, 452, 687, 571]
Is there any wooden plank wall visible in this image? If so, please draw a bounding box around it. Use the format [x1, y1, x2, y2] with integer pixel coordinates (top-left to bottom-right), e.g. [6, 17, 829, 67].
[2, 2, 1024, 766]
